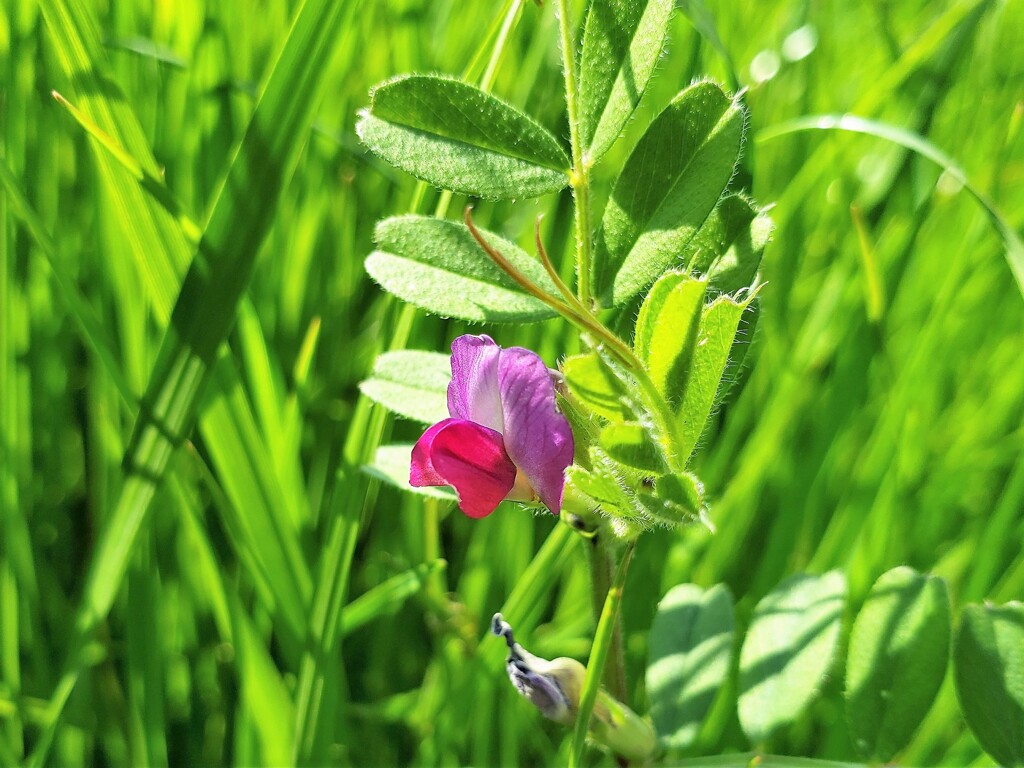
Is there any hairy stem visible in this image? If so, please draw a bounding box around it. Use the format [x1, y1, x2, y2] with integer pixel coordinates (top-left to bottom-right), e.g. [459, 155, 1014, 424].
[588, 534, 628, 703]
[469, 208, 685, 468]
[467, 209, 631, 365]
[554, 0, 594, 307]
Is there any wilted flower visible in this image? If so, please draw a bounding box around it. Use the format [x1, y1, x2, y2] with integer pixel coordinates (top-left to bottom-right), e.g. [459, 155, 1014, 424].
[491, 613, 657, 762]
[410, 335, 574, 518]
[491, 612, 581, 725]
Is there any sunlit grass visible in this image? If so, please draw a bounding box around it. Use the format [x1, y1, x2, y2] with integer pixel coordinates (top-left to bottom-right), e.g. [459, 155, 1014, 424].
[0, 0, 1021, 765]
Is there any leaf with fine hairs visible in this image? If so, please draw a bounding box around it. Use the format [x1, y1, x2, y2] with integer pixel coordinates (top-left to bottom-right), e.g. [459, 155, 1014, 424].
[579, 0, 674, 163]
[366, 215, 558, 323]
[592, 80, 744, 307]
[357, 74, 569, 200]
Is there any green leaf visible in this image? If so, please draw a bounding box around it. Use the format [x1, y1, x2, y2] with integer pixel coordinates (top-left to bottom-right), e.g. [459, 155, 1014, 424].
[579, 0, 674, 163]
[593, 81, 745, 306]
[599, 423, 667, 472]
[651, 472, 705, 524]
[676, 294, 751, 461]
[686, 194, 756, 275]
[566, 449, 647, 537]
[687, 193, 772, 295]
[571, 447, 701, 532]
[739, 571, 847, 745]
[565, 464, 623, 510]
[647, 584, 735, 750]
[846, 567, 951, 762]
[708, 209, 773, 295]
[592, 345, 680, 468]
[633, 272, 686, 360]
[359, 350, 451, 424]
[563, 351, 631, 421]
[556, 391, 601, 472]
[634, 272, 707, 402]
[954, 602, 1024, 767]
[667, 755, 869, 768]
[364, 444, 456, 502]
[356, 74, 569, 200]
[716, 300, 759, 404]
[366, 215, 557, 323]
[699, 195, 769, 402]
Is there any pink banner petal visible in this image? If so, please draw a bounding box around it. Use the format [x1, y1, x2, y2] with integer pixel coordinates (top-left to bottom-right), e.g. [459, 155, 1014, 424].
[447, 335, 504, 432]
[497, 347, 574, 514]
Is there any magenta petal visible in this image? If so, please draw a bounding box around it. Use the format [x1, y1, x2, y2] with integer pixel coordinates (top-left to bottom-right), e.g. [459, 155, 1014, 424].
[447, 335, 504, 432]
[410, 419, 457, 488]
[497, 347, 574, 514]
[414, 418, 517, 519]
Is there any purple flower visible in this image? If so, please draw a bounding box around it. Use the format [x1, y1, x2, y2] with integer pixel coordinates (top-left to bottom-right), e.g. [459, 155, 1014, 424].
[410, 335, 574, 518]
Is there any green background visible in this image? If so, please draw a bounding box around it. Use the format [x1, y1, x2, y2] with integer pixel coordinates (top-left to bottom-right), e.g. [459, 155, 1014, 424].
[1, 0, 1021, 764]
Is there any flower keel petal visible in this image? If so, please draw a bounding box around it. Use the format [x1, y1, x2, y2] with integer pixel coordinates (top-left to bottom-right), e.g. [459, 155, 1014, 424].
[410, 418, 458, 487]
[422, 419, 517, 518]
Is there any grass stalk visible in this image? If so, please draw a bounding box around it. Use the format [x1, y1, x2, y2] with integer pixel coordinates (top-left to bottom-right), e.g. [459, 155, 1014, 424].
[569, 539, 637, 768]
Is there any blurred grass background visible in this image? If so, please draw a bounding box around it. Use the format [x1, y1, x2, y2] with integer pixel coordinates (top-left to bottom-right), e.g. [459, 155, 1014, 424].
[0, 0, 1021, 765]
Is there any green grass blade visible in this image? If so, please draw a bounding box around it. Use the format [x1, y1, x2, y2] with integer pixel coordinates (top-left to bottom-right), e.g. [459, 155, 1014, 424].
[125, 0, 357, 501]
[292, 500, 361, 766]
[340, 561, 447, 638]
[39, 0, 190, 313]
[124, 545, 168, 768]
[569, 541, 636, 767]
[757, 113, 1024, 299]
[50, 90, 202, 243]
[27, 1, 358, 763]
[172, 472, 301, 765]
[0, 158, 135, 405]
[48, 82, 315, 548]
[228, 597, 297, 766]
[484, 522, 581, 669]
[41, 0, 322, 637]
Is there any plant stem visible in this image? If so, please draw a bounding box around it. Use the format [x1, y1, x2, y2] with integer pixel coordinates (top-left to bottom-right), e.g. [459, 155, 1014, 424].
[587, 534, 628, 703]
[554, 0, 594, 307]
[468, 207, 686, 468]
[573, 170, 595, 308]
[466, 209, 631, 366]
[569, 539, 637, 768]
